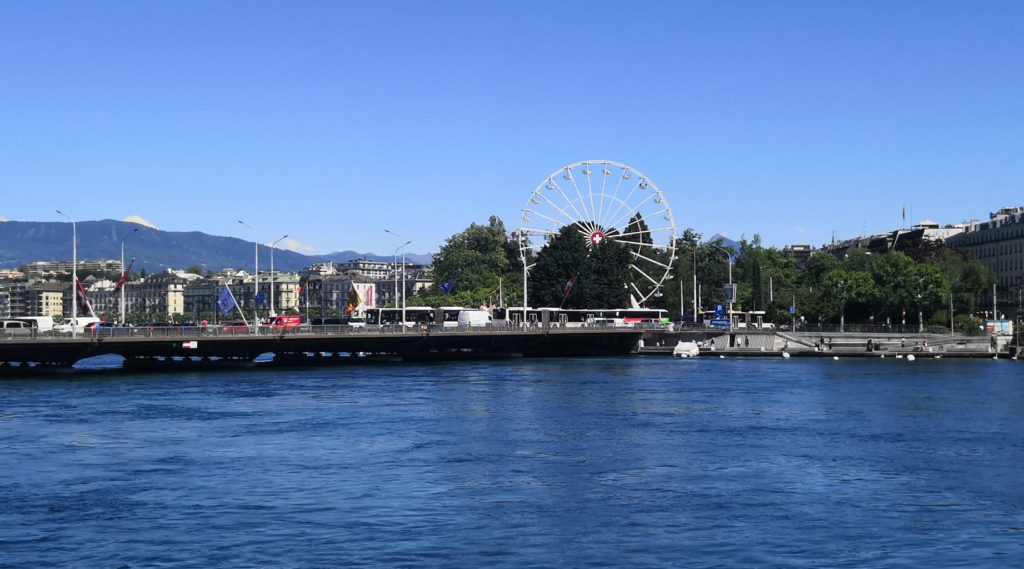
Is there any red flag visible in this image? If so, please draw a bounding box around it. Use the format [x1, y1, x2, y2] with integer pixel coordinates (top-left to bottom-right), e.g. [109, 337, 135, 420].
[114, 258, 135, 293]
[76, 278, 92, 315]
[563, 277, 576, 296]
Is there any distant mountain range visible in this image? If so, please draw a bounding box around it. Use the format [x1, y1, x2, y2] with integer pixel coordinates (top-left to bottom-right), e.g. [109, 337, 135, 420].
[707, 233, 740, 250]
[0, 220, 435, 272]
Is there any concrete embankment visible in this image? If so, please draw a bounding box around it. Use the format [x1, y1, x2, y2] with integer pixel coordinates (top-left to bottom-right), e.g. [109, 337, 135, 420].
[639, 329, 1017, 359]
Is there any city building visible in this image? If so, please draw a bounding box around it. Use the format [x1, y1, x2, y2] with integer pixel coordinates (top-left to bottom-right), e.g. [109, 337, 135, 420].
[1, 253, 440, 324]
[320, 277, 376, 319]
[299, 262, 339, 278]
[946, 206, 1024, 316]
[336, 258, 392, 280]
[0, 280, 29, 318]
[782, 244, 814, 266]
[26, 282, 65, 319]
[824, 221, 966, 258]
[24, 260, 123, 278]
[378, 265, 433, 308]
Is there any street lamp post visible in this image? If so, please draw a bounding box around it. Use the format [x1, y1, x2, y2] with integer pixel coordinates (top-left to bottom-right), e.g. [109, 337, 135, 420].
[710, 242, 735, 330]
[238, 220, 258, 333]
[56, 210, 77, 338]
[727, 255, 734, 330]
[269, 234, 287, 317]
[385, 230, 412, 327]
[692, 237, 699, 322]
[119, 228, 138, 325]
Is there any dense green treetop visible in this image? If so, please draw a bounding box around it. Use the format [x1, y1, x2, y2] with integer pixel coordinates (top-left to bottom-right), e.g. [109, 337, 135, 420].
[415, 216, 522, 308]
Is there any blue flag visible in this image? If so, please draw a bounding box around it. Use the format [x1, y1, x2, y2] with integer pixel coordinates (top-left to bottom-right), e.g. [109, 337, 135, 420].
[256, 291, 265, 308]
[218, 286, 236, 315]
[439, 276, 456, 295]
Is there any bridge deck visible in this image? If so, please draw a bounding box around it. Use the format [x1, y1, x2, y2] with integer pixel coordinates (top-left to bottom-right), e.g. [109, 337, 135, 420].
[0, 326, 645, 375]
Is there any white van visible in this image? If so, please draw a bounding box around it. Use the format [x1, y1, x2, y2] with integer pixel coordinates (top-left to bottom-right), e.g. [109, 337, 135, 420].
[457, 310, 492, 328]
[11, 316, 55, 333]
[58, 316, 102, 334]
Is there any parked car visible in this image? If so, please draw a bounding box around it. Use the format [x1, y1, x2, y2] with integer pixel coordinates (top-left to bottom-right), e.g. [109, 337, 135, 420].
[0, 319, 34, 336]
[56, 317, 102, 334]
[86, 321, 131, 335]
[221, 322, 250, 333]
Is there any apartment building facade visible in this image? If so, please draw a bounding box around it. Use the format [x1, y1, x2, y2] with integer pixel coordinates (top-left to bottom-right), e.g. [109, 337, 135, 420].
[946, 206, 1024, 315]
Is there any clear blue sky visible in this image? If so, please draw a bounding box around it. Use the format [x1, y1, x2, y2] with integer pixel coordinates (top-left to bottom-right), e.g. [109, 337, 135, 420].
[2, 1, 1021, 258]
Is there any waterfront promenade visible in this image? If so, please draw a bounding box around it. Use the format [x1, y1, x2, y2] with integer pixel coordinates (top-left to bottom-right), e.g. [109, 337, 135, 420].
[640, 328, 1018, 359]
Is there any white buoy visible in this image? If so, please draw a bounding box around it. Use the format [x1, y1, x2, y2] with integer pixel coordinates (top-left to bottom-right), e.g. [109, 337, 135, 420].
[782, 352, 791, 359]
[720, 354, 725, 359]
[907, 354, 916, 362]
[880, 354, 885, 358]
[896, 354, 904, 359]
[833, 356, 839, 361]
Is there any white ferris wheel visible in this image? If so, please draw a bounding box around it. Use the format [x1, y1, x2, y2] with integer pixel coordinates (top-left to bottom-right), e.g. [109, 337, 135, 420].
[518, 160, 677, 304]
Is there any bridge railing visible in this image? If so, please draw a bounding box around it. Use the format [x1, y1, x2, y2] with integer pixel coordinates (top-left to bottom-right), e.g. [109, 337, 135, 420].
[10, 320, 664, 340]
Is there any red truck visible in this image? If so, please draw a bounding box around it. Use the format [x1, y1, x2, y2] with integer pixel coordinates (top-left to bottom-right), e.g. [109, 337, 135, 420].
[264, 315, 303, 331]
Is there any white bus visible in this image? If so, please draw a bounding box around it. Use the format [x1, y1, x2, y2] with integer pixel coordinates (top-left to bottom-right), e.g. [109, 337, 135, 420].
[365, 307, 473, 329]
[365, 307, 436, 328]
[492, 307, 669, 328]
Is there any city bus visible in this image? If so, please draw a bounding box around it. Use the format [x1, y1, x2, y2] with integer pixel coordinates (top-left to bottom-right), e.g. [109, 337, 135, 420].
[366, 306, 471, 329]
[491, 307, 668, 328]
[365, 307, 434, 327]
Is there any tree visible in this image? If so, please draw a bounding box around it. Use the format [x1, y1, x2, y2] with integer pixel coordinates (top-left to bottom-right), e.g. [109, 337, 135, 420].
[529, 225, 591, 307]
[668, 229, 702, 319]
[584, 237, 631, 308]
[526, 224, 634, 309]
[424, 216, 520, 306]
[821, 269, 875, 331]
[904, 263, 949, 332]
[925, 247, 994, 322]
[698, 237, 737, 310]
[624, 213, 660, 303]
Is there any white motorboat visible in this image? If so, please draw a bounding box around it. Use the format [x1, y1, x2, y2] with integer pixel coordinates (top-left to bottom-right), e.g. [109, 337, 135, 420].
[672, 340, 700, 358]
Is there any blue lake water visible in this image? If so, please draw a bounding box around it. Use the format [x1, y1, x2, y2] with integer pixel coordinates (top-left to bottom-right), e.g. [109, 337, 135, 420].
[1, 356, 1022, 568]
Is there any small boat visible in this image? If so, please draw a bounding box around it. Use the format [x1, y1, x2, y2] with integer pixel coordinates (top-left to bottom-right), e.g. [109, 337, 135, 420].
[672, 340, 700, 358]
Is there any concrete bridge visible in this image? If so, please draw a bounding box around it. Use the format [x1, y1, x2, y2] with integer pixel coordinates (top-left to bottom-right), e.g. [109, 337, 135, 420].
[0, 326, 645, 375]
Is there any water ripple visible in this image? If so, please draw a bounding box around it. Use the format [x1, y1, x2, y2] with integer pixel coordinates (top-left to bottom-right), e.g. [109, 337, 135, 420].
[1, 357, 1021, 567]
